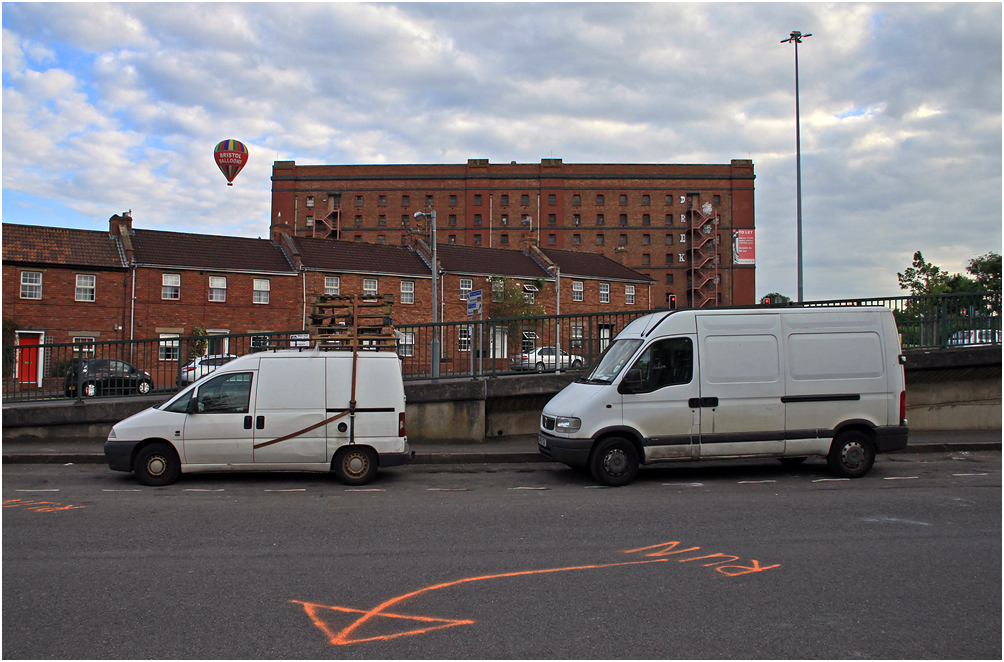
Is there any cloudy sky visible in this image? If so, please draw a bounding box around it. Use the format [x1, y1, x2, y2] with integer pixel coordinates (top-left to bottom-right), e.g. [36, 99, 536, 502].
[2, 2, 1001, 299]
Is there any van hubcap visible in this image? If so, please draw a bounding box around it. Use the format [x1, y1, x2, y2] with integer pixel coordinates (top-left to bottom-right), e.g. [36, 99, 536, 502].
[344, 452, 369, 477]
[603, 449, 629, 476]
[146, 455, 167, 476]
[841, 443, 864, 469]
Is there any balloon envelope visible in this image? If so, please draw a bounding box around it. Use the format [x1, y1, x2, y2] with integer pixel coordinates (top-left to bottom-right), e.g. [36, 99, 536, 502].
[214, 139, 249, 185]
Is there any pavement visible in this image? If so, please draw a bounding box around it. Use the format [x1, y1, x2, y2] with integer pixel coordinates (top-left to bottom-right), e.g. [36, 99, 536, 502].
[1, 429, 1000, 465]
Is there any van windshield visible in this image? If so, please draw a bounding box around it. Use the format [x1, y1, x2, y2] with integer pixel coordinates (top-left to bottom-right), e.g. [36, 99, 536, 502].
[577, 339, 643, 384]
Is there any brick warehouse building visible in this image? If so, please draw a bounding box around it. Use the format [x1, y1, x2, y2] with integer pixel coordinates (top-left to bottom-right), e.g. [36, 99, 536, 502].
[270, 158, 756, 308]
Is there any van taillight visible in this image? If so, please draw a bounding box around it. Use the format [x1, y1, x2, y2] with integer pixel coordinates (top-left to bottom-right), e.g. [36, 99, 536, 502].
[398, 412, 406, 437]
[899, 391, 907, 426]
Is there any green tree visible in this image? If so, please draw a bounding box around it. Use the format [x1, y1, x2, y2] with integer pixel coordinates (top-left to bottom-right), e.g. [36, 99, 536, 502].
[897, 251, 951, 295]
[967, 251, 1002, 292]
[761, 292, 792, 304]
[487, 276, 546, 319]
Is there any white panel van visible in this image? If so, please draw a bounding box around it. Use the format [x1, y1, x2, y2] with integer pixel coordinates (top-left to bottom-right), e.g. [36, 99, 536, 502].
[104, 348, 411, 486]
[538, 307, 909, 485]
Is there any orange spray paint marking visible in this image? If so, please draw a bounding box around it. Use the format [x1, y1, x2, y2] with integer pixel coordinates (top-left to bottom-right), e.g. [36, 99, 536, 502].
[292, 559, 667, 646]
[3, 499, 85, 512]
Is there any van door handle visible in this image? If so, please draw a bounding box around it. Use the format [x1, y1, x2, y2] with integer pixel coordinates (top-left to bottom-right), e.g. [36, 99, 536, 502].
[689, 397, 719, 408]
[256, 415, 265, 429]
[244, 416, 252, 429]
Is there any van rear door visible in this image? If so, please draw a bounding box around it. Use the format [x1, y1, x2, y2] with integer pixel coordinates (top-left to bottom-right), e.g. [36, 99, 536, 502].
[696, 314, 785, 457]
[252, 357, 328, 464]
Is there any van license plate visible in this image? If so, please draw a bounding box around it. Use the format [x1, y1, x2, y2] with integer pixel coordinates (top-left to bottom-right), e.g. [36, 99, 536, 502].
[538, 434, 548, 448]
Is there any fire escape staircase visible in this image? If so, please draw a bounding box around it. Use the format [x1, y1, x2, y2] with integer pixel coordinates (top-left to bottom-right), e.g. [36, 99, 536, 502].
[687, 203, 720, 308]
[314, 208, 341, 239]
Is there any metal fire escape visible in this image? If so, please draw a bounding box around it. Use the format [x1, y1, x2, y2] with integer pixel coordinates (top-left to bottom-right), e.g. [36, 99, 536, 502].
[314, 194, 341, 239]
[687, 199, 720, 307]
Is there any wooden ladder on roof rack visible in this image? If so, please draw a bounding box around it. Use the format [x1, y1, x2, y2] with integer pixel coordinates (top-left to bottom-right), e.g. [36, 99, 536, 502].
[308, 294, 397, 351]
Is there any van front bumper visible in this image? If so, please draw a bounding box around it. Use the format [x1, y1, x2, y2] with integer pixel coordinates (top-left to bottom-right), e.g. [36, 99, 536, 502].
[104, 440, 140, 472]
[537, 431, 593, 467]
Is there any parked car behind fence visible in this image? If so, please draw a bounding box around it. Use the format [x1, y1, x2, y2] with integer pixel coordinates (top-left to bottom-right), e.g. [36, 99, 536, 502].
[509, 347, 585, 372]
[64, 358, 153, 398]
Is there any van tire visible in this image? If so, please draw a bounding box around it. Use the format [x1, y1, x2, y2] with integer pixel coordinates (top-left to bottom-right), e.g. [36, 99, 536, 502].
[333, 446, 377, 485]
[827, 430, 875, 478]
[134, 443, 180, 486]
[589, 437, 639, 486]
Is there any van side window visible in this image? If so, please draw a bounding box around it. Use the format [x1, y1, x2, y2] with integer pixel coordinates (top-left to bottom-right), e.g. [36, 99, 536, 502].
[629, 338, 693, 392]
[194, 372, 253, 413]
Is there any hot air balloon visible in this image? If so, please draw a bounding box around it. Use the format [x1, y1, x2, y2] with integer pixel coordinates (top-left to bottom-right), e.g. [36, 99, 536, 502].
[213, 139, 249, 186]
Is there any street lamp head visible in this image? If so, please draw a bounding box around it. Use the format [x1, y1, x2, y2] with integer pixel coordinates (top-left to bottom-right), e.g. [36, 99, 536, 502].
[782, 30, 812, 43]
[414, 211, 425, 220]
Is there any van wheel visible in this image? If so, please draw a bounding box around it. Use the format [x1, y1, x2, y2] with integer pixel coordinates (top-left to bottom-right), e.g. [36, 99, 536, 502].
[135, 443, 180, 486]
[827, 431, 875, 478]
[334, 446, 377, 485]
[590, 437, 639, 486]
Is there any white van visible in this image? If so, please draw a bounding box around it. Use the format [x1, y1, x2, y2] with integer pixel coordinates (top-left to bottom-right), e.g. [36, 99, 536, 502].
[538, 307, 909, 485]
[104, 347, 411, 486]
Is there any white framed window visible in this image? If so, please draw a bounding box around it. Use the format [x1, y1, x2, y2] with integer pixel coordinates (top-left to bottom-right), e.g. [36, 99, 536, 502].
[625, 285, 636, 305]
[397, 331, 415, 357]
[159, 333, 180, 361]
[572, 281, 583, 302]
[253, 279, 270, 304]
[208, 276, 227, 302]
[162, 274, 181, 300]
[401, 280, 415, 304]
[325, 276, 340, 296]
[460, 278, 473, 300]
[523, 283, 537, 303]
[75, 274, 96, 302]
[492, 279, 505, 299]
[363, 278, 378, 296]
[522, 331, 537, 354]
[72, 337, 96, 357]
[20, 271, 43, 299]
[306, 195, 314, 208]
[600, 283, 610, 304]
[571, 326, 584, 348]
[459, 327, 471, 352]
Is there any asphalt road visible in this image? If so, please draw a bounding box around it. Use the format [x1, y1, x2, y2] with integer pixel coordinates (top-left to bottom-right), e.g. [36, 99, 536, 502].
[3, 452, 1001, 659]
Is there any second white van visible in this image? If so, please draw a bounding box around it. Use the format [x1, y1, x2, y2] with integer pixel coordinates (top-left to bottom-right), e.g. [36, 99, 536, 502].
[105, 347, 410, 486]
[538, 307, 909, 485]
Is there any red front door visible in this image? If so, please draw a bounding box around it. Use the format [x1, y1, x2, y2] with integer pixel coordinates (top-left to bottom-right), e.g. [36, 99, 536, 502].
[17, 334, 42, 385]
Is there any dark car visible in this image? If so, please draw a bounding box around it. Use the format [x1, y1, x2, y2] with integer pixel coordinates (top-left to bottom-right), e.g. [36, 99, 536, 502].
[64, 358, 153, 397]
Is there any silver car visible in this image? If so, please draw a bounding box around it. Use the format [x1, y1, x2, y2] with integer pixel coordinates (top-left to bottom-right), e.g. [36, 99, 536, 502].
[178, 354, 237, 385]
[946, 329, 1001, 346]
[509, 347, 585, 372]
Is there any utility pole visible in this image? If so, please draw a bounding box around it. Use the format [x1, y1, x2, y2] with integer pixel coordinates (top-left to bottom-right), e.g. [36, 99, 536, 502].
[781, 30, 811, 302]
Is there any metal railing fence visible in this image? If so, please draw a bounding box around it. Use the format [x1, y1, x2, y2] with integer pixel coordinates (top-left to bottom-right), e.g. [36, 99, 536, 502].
[3, 292, 999, 403]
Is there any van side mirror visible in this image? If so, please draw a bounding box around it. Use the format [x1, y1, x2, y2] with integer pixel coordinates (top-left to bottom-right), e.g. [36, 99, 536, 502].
[186, 397, 199, 415]
[618, 368, 644, 394]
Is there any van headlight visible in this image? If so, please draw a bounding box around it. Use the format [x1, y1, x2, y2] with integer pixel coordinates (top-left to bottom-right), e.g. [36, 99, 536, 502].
[555, 416, 581, 434]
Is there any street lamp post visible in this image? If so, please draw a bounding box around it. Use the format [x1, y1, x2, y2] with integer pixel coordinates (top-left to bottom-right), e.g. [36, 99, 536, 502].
[781, 29, 811, 303]
[414, 210, 440, 378]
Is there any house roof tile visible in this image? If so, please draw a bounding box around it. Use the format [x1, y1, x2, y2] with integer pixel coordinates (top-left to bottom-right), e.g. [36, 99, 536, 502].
[539, 247, 654, 283]
[131, 229, 293, 273]
[435, 243, 548, 279]
[289, 237, 431, 277]
[2, 223, 126, 269]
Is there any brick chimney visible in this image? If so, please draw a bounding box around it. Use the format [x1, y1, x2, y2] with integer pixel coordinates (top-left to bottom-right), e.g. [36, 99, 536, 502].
[109, 211, 134, 263]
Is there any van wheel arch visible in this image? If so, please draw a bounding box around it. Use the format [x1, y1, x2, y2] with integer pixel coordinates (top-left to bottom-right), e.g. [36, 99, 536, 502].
[134, 440, 182, 486]
[827, 427, 876, 478]
[588, 430, 644, 486]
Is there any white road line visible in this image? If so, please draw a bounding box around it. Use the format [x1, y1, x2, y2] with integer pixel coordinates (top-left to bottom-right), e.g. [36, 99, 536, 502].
[16, 489, 59, 492]
[509, 487, 549, 490]
[812, 478, 850, 482]
[264, 489, 306, 492]
[953, 473, 988, 476]
[738, 480, 776, 484]
[345, 488, 385, 492]
[662, 483, 703, 487]
[102, 489, 142, 492]
[427, 488, 469, 491]
[184, 489, 225, 492]
[884, 476, 919, 480]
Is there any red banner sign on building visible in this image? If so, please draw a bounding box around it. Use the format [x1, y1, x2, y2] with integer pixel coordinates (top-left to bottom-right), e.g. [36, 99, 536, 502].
[733, 229, 755, 265]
